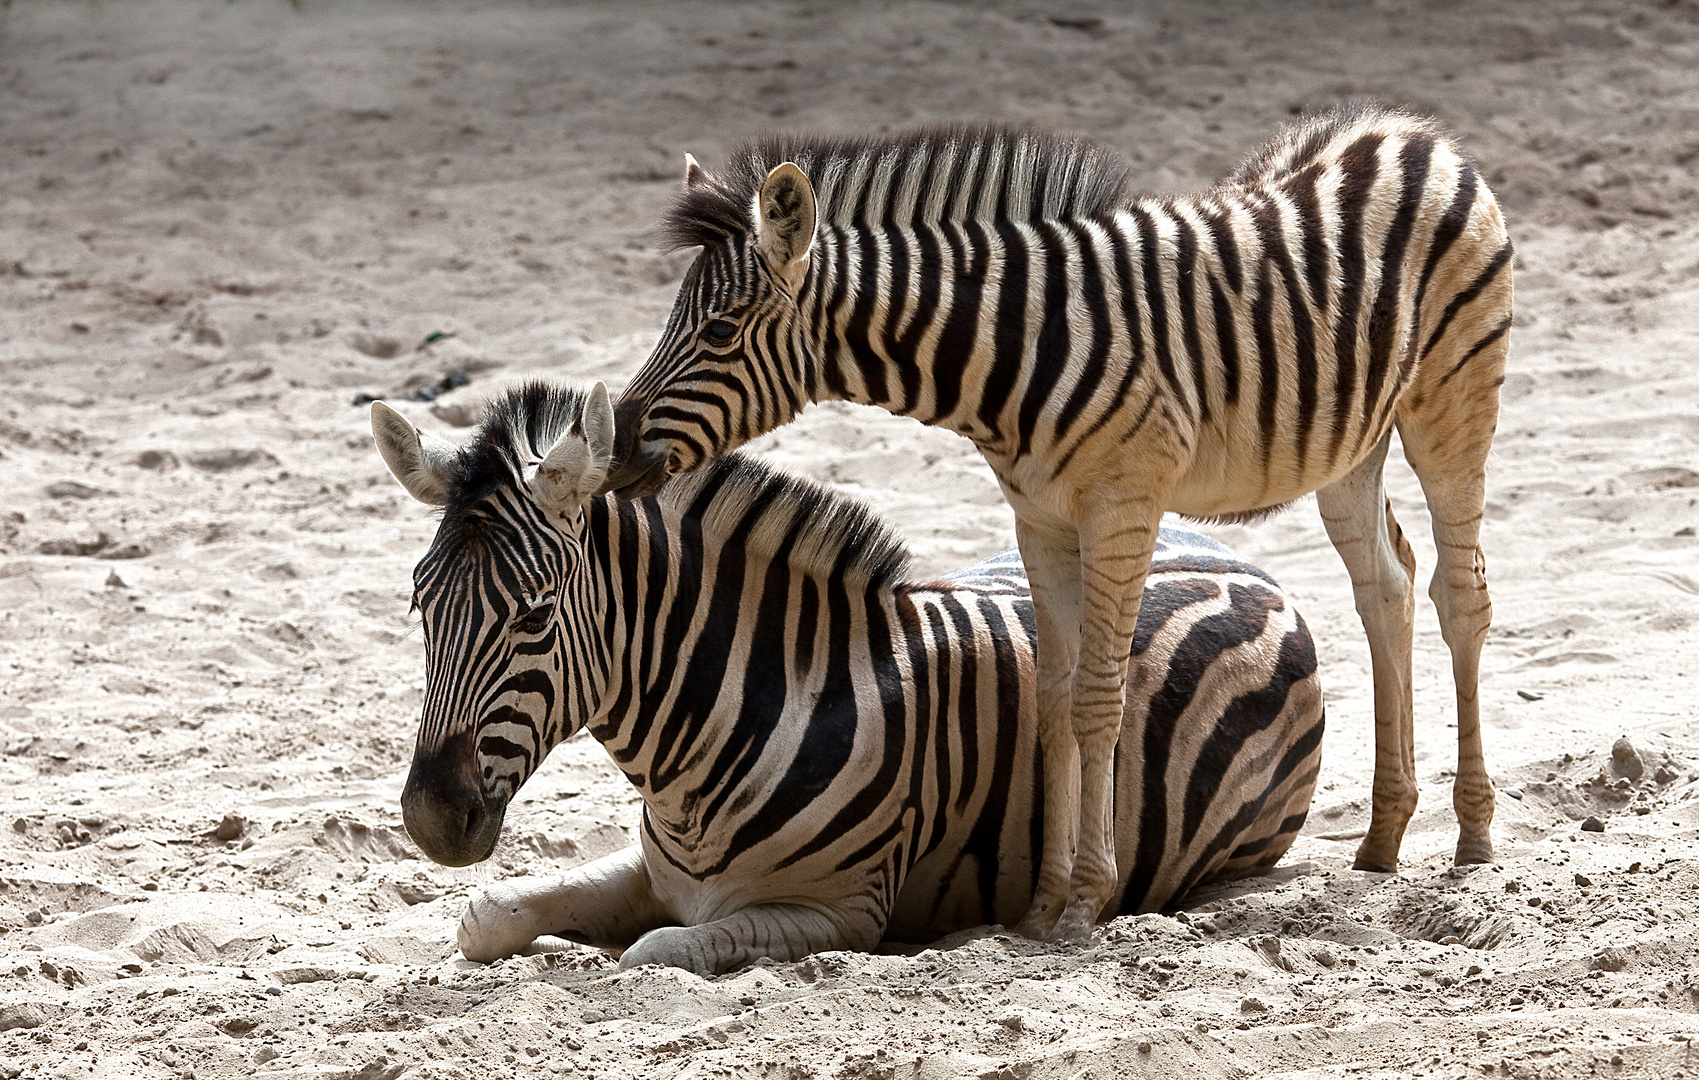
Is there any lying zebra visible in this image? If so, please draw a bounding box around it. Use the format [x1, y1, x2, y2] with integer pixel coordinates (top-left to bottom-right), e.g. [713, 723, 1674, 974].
[371, 381, 1324, 975]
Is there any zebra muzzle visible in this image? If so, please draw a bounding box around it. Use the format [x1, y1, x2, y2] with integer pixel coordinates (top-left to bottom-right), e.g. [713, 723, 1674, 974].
[400, 735, 509, 867]
[600, 400, 673, 500]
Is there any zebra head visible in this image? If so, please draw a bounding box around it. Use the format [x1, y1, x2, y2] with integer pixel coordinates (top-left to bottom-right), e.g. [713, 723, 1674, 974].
[604, 154, 820, 499]
[371, 383, 615, 866]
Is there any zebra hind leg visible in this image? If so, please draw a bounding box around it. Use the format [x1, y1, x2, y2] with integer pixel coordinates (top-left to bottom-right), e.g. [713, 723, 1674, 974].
[1397, 359, 1505, 867]
[1316, 432, 1419, 873]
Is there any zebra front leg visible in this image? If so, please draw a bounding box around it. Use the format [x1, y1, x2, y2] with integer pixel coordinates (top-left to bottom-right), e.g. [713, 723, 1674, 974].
[458, 846, 669, 962]
[1051, 498, 1165, 942]
[1010, 519, 1083, 942]
[620, 903, 879, 977]
[1317, 432, 1418, 873]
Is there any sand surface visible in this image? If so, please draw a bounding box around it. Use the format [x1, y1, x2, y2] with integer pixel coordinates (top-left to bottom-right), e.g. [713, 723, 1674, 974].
[2, 1, 1698, 1077]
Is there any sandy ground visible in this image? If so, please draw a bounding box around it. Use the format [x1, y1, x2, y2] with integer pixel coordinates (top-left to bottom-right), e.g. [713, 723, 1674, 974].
[2, 1, 1698, 1077]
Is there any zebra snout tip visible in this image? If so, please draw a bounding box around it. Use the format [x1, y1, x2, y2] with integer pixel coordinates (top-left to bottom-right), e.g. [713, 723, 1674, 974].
[598, 400, 671, 500]
[400, 768, 507, 867]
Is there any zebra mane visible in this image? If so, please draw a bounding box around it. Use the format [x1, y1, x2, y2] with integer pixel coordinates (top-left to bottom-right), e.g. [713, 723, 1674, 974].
[657, 454, 912, 590]
[438, 380, 593, 516]
[661, 124, 1133, 251]
[444, 382, 911, 588]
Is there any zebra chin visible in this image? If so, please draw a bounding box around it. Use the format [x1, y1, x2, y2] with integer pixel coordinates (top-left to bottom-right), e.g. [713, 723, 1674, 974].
[400, 737, 510, 867]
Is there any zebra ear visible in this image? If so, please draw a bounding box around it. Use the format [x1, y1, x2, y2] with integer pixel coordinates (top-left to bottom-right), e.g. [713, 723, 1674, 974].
[683, 152, 708, 189]
[755, 162, 815, 294]
[531, 382, 614, 516]
[371, 401, 455, 506]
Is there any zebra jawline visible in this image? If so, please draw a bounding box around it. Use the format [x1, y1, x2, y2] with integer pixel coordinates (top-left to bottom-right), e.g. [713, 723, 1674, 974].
[401, 727, 510, 867]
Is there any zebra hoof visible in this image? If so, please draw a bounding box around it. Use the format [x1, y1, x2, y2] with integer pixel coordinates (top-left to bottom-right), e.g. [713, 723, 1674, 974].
[1051, 902, 1098, 945]
[1454, 836, 1495, 866]
[1350, 855, 1398, 874]
[1013, 909, 1060, 942]
[457, 882, 544, 963]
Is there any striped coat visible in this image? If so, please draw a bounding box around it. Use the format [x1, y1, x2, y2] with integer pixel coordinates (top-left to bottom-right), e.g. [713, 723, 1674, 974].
[601, 103, 1509, 939]
[373, 383, 1324, 975]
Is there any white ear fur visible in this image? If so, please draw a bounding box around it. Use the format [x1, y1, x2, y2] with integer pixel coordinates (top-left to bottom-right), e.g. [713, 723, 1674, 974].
[371, 401, 456, 506]
[755, 162, 816, 295]
[683, 152, 707, 189]
[530, 382, 615, 516]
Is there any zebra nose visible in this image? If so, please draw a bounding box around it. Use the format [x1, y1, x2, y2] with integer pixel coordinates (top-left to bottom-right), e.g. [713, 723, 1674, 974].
[400, 741, 507, 867]
[603, 400, 645, 483]
[601, 398, 671, 499]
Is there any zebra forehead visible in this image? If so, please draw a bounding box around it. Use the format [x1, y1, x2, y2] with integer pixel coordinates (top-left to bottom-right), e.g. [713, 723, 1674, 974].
[659, 123, 1133, 253]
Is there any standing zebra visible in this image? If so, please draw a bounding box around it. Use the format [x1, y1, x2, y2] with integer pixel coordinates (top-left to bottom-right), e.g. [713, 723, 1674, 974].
[372, 382, 1324, 976]
[600, 103, 1511, 942]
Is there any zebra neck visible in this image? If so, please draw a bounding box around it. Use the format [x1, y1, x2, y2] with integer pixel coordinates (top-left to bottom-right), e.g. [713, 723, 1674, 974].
[806, 222, 1013, 448]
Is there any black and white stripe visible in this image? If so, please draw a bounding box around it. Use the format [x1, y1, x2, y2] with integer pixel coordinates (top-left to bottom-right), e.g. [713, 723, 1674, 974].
[378, 383, 1325, 975]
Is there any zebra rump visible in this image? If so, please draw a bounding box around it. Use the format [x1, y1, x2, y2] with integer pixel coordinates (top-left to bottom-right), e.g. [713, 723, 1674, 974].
[375, 382, 1324, 974]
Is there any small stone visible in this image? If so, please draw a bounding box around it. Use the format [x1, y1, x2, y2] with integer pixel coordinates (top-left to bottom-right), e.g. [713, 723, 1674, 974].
[1503, 787, 1522, 800]
[1467, 964, 1485, 977]
[994, 1011, 1023, 1032]
[215, 814, 246, 842]
[1240, 996, 1267, 1013]
[1580, 816, 1605, 833]
[1575, 873, 1594, 887]
[1612, 738, 1645, 781]
[0, 1004, 46, 1031]
[1136, 1041, 1152, 1053]
[1507, 994, 1524, 1005]
[253, 1046, 279, 1065]
[1313, 948, 1337, 968]
[44, 480, 104, 499]
[96, 540, 151, 561]
[1592, 949, 1627, 972]
[104, 569, 127, 588]
[38, 526, 110, 557]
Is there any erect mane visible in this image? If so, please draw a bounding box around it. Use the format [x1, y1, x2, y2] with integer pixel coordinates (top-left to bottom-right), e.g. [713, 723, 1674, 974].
[437, 380, 588, 516]
[434, 382, 911, 588]
[657, 454, 912, 590]
[661, 124, 1133, 252]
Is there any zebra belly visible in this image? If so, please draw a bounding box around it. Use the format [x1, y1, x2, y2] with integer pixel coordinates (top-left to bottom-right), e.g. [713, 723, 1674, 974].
[1168, 408, 1372, 521]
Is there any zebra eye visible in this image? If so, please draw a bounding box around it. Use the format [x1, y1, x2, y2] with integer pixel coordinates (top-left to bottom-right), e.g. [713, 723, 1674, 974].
[701, 318, 740, 346]
[513, 600, 555, 636]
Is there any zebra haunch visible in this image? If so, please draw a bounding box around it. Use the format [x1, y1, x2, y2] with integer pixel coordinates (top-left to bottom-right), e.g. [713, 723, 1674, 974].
[601, 103, 1511, 940]
[372, 381, 1324, 977]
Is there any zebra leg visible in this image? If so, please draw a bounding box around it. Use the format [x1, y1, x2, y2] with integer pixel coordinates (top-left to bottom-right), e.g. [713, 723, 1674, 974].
[1398, 387, 1503, 867]
[1010, 518, 1083, 942]
[457, 846, 669, 962]
[1052, 498, 1166, 942]
[620, 904, 877, 977]
[1317, 431, 1418, 873]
